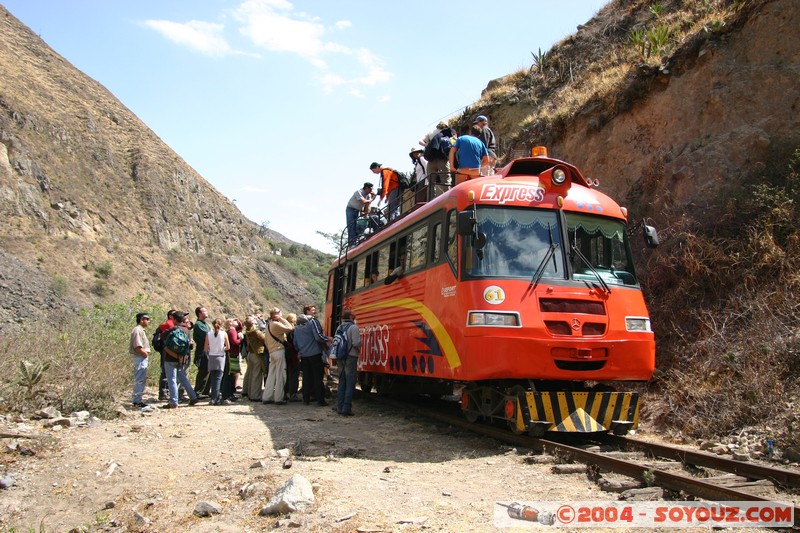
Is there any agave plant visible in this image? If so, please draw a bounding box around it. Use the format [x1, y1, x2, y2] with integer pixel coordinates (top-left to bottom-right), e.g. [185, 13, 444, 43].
[17, 360, 50, 398]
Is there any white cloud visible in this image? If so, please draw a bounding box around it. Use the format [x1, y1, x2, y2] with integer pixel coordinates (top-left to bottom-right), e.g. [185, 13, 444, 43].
[234, 0, 326, 59]
[144, 20, 232, 57]
[232, 0, 391, 96]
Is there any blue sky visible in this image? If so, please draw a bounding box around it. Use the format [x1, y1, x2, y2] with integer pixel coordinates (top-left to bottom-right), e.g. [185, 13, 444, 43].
[4, 0, 608, 253]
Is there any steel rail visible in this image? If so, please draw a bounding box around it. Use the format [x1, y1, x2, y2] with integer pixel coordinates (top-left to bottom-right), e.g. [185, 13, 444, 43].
[374, 396, 800, 527]
[598, 434, 800, 489]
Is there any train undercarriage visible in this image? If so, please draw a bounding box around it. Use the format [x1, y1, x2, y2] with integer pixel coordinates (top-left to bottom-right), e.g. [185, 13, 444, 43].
[357, 371, 640, 436]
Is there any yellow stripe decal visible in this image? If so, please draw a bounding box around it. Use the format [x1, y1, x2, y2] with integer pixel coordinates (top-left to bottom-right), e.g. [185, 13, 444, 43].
[355, 297, 462, 369]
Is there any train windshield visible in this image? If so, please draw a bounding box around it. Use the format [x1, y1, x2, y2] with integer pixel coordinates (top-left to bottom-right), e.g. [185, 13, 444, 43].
[463, 208, 565, 279]
[566, 212, 638, 286]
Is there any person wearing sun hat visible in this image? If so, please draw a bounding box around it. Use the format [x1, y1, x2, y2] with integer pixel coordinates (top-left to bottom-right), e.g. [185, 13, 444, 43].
[409, 147, 428, 203]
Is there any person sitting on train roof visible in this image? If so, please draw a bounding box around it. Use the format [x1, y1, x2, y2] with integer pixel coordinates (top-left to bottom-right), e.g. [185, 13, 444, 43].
[370, 162, 401, 221]
[345, 182, 375, 245]
[449, 125, 489, 187]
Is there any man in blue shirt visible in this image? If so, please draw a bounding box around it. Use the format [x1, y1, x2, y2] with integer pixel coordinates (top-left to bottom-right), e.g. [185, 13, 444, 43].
[449, 125, 490, 186]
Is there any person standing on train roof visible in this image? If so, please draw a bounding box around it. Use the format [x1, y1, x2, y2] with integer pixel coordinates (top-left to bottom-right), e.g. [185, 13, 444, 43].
[473, 115, 497, 170]
[449, 125, 490, 186]
[345, 182, 375, 245]
[370, 162, 401, 221]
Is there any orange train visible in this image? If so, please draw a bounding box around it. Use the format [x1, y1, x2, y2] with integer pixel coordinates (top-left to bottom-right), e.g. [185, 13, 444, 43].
[324, 148, 658, 435]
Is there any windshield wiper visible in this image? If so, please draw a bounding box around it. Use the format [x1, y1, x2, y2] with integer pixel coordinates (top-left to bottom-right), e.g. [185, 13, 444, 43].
[528, 224, 559, 292]
[571, 244, 611, 294]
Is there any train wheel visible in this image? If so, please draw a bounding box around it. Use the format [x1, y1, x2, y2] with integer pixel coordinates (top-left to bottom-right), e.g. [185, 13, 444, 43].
[506, 385, 526, 435]
[358, 372, 372, 394]
[461, 387, 480, 423]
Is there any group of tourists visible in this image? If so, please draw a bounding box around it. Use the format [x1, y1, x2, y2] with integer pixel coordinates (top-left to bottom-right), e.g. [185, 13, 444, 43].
[346, 114, 498, 244]
[128, 303, 363, 417]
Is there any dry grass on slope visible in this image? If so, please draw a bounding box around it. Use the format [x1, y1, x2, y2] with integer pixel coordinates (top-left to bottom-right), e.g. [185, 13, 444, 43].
[642, 148, 800, 445]
[459, 0, 752, 156]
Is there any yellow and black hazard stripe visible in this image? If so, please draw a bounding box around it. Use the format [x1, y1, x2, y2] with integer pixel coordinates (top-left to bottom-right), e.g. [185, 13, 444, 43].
[516, 391, 640, 433]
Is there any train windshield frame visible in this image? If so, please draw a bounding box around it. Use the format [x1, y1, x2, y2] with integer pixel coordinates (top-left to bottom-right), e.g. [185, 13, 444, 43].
[565, 211, 639, 287]
[461, 207, 640, 287]
[463, 207, 565, 280]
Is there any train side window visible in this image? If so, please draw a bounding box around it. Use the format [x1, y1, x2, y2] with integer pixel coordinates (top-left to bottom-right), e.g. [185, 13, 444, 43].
[446, 209, 457, 276]
[431, 222, 442, 265]
[377, 245, 390, 278]
[346, 262, 358, 292]
[364, 250, 380, 285]
[409, 225, 427, 270]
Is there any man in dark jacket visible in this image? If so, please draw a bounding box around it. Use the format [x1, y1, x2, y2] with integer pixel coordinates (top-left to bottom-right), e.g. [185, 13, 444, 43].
[293, 305, 331, 406]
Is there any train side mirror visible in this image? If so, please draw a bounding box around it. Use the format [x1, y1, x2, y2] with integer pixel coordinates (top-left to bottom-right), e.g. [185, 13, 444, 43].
[457, 211, 476, 235]
[644, 225, 659, 248]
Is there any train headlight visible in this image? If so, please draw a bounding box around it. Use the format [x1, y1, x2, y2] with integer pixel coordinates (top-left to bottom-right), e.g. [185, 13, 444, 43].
[625, 317, 651, 332]
[552, 167, 567, 185]
[468, 312, 520, 327]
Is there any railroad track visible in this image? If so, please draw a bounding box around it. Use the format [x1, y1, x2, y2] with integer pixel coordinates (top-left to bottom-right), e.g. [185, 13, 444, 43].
[372, 394, 800, 527]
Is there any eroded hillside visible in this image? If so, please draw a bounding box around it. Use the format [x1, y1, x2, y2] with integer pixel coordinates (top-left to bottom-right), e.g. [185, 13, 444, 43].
[0, 6, 331, 326]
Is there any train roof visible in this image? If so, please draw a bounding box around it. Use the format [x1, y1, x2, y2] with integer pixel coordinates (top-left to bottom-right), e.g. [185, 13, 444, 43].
[336, 153, 622, 264]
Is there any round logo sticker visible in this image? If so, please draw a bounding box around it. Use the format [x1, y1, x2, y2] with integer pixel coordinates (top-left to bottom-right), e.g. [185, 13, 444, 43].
[483, 286, 505, 305]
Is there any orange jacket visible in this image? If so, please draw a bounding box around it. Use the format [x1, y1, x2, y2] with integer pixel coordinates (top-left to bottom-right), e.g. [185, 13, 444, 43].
[380, 168, 399, 199]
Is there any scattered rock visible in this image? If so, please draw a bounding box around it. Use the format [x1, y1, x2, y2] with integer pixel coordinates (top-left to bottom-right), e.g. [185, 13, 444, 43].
[103, 501, 116, 510]
[194, 500, 222, 517]
[783, 446, 800, 463]
[259, 474, 315, 515]
[398, 516, 428, 524]
[250, 459, 268, 469]
[731, 451, 750, 462]
[0, 475, 14, 489]
[132, 511, 149, 525]
[43, 417, 72, 429]
[283, 458, 293, 469]
[34, 407, 60, 420]
[239, 481, 268, 499]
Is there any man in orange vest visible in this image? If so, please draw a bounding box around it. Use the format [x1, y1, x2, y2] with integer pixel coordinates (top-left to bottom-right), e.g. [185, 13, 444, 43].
[370, 162, 401, 220]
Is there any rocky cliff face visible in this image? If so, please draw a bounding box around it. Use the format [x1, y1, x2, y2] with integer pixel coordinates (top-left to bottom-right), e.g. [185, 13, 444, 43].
[553, 0, 799, 221]
[470, 0, 799, 228]
[0, 6, 323, 327]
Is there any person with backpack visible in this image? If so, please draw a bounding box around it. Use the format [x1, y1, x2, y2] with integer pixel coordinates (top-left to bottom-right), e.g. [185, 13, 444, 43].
[162, 312, 200, 409]
[153, 309, 176, 401]
[370, 162, 401, 221]
[333, 309, 362, 416]
[423, 127, 457, 186]
[130, 312, 151, 408]
[192, 306, 212, 397]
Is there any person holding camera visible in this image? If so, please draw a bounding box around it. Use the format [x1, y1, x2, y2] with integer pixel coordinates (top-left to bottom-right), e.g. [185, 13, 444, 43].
[345, 182, 375, 245]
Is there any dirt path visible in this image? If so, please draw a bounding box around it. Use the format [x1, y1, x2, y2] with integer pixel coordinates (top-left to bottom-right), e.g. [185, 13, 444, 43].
[0, 390, 771, 532]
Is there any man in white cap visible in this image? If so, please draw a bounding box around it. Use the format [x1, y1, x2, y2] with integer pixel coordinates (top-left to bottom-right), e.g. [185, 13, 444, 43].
[345, 182, 375, 244]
